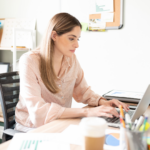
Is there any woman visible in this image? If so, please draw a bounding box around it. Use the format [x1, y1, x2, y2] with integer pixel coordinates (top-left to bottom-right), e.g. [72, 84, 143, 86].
[15, 13, 129, 132]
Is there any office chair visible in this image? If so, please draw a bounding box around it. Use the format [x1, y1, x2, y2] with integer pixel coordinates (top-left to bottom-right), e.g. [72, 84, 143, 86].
[0, 71, 24, 142]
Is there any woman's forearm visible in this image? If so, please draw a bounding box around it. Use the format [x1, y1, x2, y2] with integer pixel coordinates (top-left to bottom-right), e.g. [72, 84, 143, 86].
[59, 108, 88, 119]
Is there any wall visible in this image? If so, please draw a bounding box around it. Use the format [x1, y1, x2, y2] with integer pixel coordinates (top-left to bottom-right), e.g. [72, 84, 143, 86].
[77, 0, 150, 94]
[0, 0, 60, 67]
[0, 0, 150, 108]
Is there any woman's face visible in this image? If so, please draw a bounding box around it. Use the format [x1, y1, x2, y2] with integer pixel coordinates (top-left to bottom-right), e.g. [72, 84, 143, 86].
[52, 26, 81, 57]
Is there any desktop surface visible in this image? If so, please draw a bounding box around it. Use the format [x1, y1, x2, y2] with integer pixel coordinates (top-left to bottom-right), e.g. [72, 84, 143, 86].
[0, 103, 149, 150]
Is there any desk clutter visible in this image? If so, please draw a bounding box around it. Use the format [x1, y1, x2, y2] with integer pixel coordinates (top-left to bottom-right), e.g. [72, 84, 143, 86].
[120, 105, 150, 150]
[4, 104, 150, 150]
[7, 115, 150, 150]
[62, 119, 150, 150]
[61, 123, 120, 150]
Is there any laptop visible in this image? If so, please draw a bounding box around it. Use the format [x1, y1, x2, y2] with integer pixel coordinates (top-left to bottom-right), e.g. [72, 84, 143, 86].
[101, 85, 150, 128]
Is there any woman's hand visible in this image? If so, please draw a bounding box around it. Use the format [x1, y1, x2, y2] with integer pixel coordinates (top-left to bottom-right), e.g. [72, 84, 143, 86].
[99, 98, 130, 112]
[87, 105, 120, 118]
[86, 98, 130, 118]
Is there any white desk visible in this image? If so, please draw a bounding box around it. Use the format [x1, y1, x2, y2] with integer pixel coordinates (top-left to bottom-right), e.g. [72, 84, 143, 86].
[1, 103, 150, 150]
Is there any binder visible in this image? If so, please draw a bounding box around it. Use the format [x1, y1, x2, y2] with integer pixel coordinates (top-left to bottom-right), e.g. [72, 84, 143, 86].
[102, 90, 144, 103]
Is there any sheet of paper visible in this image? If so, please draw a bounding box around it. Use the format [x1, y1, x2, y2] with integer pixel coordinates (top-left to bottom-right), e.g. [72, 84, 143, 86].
[7, 133, 70, 150]
[61, 124, 82, 145]
[62, 124, 120, 150]
[101, 13, 114, 22]
[95, 0, 114, 13]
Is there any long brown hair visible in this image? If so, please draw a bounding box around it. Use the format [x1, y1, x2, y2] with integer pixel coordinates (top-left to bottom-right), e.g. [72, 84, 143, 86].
[37, 13, 81, 93]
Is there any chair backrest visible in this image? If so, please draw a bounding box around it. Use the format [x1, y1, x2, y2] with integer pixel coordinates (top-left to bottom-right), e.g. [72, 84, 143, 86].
[0, 71, 20, 130]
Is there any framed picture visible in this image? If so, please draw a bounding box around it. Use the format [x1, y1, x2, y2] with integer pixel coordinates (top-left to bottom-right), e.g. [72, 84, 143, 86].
[0, 62, 10, 73]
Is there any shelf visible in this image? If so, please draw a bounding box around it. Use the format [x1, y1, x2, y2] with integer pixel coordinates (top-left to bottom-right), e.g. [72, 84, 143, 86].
[0, 47, 30, 51]
[0, 28, 36, 71]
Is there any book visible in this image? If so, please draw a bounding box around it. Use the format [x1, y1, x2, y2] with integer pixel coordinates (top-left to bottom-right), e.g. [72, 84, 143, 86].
[102, 90, 144, 103]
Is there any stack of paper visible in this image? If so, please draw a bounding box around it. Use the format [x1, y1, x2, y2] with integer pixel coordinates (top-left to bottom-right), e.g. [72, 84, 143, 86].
[103, 90, 143, 103]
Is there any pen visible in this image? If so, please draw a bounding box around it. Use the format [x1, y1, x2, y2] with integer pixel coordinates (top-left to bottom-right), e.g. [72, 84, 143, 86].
[119, 105, 126, 128]
[143, 116, 148, 132]
[125, 113, 132, 130]
[132, 119, 138, 130]
[135, 115, 145, 131]
[148, 145, 150, 150]
[119, 105, 125, 118]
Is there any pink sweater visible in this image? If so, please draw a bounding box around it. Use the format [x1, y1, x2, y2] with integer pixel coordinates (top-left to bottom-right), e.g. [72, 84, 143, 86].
[15, 51, 101, 128]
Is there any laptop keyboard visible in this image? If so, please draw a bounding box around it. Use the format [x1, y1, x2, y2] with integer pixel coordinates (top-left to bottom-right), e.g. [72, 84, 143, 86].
[101, 110, 134, 124]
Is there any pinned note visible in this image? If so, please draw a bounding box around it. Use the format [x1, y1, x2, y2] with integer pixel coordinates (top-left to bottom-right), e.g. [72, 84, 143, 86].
[95, 0, 114, 13]
[89, 14, 106, 31]
[101, 13, 114, 22]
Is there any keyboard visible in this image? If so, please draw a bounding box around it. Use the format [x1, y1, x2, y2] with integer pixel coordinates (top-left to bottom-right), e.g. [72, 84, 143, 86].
[101, 109, 135, 124]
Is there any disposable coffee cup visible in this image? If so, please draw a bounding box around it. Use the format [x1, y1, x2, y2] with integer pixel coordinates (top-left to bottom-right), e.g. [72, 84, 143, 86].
[79, 117, 107, 150]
